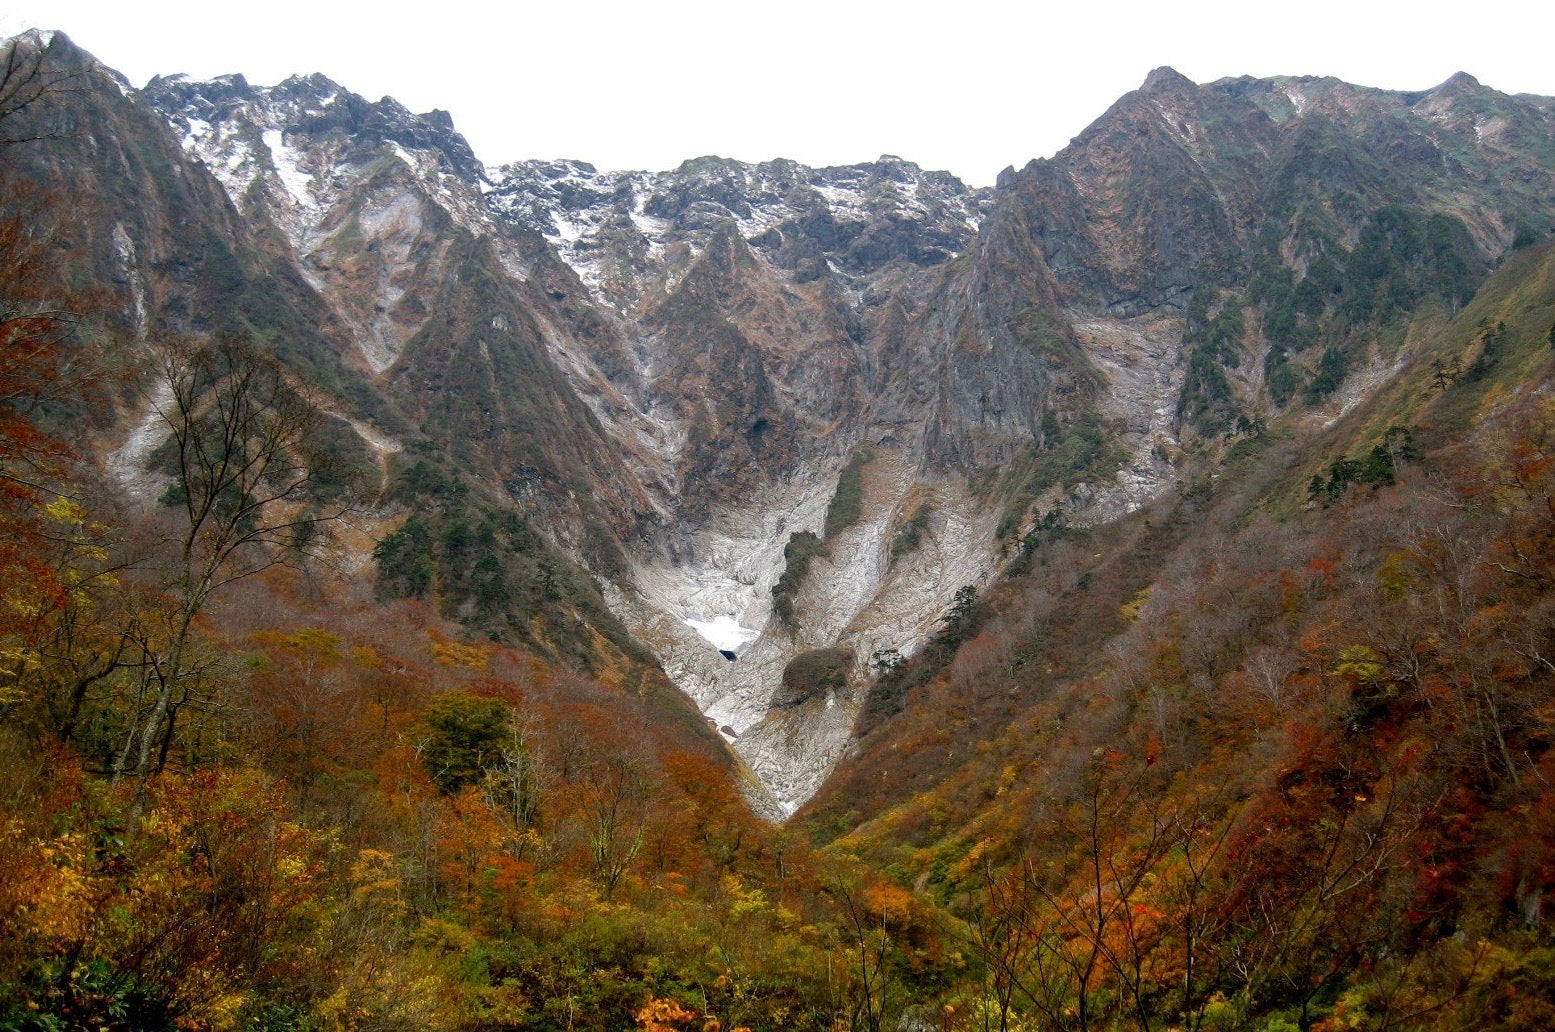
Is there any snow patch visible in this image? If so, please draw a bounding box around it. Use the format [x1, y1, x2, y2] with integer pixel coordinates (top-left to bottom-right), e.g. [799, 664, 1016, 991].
[388, 141, 418, 170]
[112, 223, 147, 341]
[685, 615, 760, 654]
[263, 128, 316, 211]
[180, 117, 212, 152]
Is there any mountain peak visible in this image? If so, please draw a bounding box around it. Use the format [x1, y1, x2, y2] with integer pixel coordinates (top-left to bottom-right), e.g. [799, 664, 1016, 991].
[6, 27, 106, 80]
[274, 71, 345, 98]
[11, 26, 58, 49]
[1141, 66, 1196, 94]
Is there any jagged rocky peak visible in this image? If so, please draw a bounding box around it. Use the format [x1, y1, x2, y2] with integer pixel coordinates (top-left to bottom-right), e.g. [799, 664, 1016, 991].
[143, 67, 520, 385]
[144, 71, 485, 198]
[485, 159, 645, 238]
[9, 27, 96, 70]
[1140, 64, 1197, 95]
[484, 151, 993, 309]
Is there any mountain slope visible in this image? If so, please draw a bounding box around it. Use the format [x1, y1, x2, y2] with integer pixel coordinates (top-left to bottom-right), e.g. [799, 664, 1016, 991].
[799, 236, 1555, 1028]
[14, 29, 1555, 814]
[10, 26, 1555, 1028]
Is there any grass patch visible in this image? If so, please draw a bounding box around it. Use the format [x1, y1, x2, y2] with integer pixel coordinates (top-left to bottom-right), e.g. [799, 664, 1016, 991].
[775, 647, 852, 707]
[889, 502, 933, 564]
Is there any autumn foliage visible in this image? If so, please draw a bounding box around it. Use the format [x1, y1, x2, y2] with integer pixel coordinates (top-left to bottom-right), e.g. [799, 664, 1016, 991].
[6, 56, 1555, 1029]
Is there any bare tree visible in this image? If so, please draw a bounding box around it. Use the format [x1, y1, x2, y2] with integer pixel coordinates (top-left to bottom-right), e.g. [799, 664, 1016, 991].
[1006, 771, 1180, 1032]
[117, 334, 351, 829]
[954, 769, 1232, 1032]
[953, 855, 1040, 1032]
[828, 876, 899, 1032]
[580, 755, 650, 897]
[483, 705, 552, 864]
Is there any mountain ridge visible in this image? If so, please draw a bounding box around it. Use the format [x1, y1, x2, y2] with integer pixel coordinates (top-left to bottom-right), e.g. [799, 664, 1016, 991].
[10, 29, 1555, 1028]
[12, 28, 1555, 814]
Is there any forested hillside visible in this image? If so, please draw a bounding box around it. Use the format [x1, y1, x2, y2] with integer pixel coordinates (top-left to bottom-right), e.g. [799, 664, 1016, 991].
[804, 239, 1555, 1030]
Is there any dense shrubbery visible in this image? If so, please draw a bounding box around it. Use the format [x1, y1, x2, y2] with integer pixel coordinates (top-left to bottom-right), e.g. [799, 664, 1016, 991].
[0, 493, 886, 1030]
[823, 449, 871, 540]
[1237, 205, 1488, 408]
[777, 647, 853, 708]
[1178, 293, 1247, 434]
[1306, 425, 1418, 503]
[996, 410, 1125, 539]
[771, 530, 826, 630]
[373, 461, 649, 669]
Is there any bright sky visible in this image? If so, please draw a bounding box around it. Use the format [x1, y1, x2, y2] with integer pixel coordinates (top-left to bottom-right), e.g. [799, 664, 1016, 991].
[5, 1, 1553, 185]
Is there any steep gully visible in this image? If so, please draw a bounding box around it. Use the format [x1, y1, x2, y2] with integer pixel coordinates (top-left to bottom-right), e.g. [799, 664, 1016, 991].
[142, 75, 1186, 815]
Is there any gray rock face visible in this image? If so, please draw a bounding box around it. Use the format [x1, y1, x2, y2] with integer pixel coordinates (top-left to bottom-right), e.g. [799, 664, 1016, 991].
[486, 155, 992, 311]
[141, 70, 1046, 813]
[144, 71, 494, 372]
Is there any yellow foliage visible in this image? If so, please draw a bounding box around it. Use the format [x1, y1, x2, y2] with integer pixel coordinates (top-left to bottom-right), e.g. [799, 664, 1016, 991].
[863, 880, 916, 923]
[8, 827, 97, 946]
[1331, 644, 1385, 685]
[42, 495, 108, 560]
[0, 646, 36, 699]
[43, 495, 87, 525]
[350, 848, 406, 913]
[947, 838, 992, 885]
[414, 916, 477, 954]
[1119, 586, 1151, 623]
[286, 627, 343, 658]
[636, 995, 698, 1030]
[207, 991, 251, 1032]
[427, 631, 490, 672]
[313, 986, 359, 1032]
[721, 874, 769, 919]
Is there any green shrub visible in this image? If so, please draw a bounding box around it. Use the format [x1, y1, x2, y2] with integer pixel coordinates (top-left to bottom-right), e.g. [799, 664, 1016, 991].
[823, 450, 871, 539]
[416, 691, 509, 793]
[889, 504, 933, 563]
[776, 647, 852, 707]
[771, 531, 827, 629]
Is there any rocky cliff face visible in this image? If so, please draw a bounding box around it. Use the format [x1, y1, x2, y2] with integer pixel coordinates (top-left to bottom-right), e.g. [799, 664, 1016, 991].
[135, 65, 1117, 811]
[16, 30, 1555, 812]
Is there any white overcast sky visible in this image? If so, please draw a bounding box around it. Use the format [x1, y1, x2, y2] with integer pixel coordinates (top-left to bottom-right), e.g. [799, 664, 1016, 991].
[5, 0, 1554, 185]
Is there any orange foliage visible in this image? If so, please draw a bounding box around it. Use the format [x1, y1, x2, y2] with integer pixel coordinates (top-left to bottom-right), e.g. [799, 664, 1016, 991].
[635, 995, 698, 1030]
